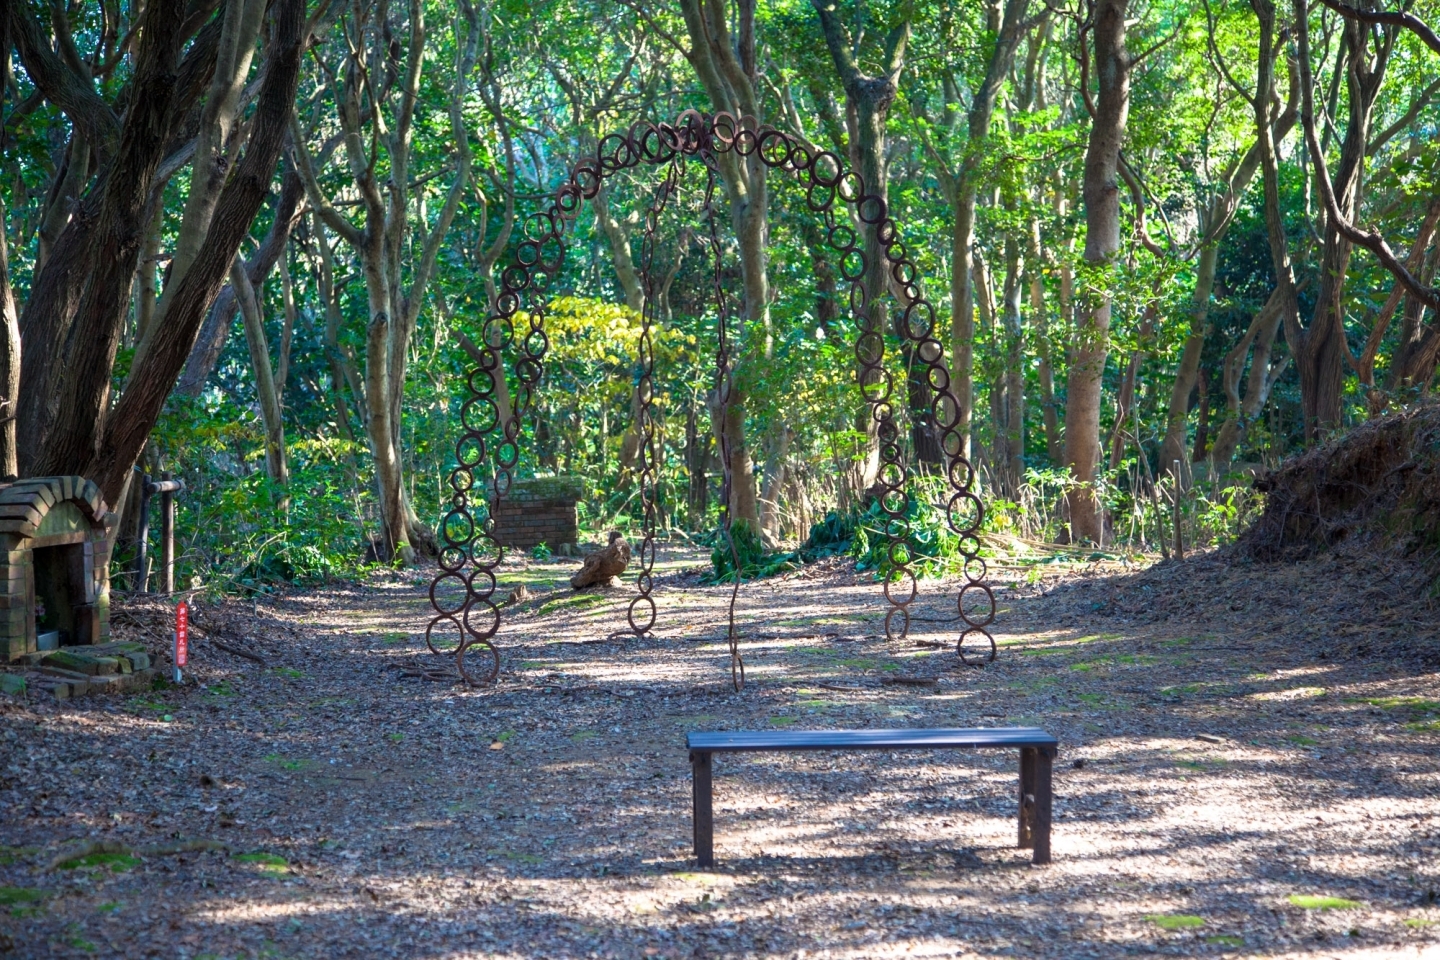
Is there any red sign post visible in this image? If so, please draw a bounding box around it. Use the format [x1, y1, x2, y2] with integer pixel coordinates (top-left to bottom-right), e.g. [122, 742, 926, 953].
[174, 601, 189, 682]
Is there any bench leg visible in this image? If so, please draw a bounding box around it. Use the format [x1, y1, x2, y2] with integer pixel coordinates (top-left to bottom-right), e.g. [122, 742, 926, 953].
[691, 750, 713, 867]
[1031, 747, 1053, 865]
[1018, 747, 1037, 849]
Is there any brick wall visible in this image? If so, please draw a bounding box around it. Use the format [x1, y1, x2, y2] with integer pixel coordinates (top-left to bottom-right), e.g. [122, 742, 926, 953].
[489, 497, 578, 551]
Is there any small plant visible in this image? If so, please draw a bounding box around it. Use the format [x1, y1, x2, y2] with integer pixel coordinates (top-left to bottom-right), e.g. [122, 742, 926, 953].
[530, 541, 553, 561]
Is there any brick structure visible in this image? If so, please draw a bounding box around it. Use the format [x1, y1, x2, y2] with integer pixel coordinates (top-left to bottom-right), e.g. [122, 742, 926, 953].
[490, 477, 584, 553]
[0, 476, 113, 662]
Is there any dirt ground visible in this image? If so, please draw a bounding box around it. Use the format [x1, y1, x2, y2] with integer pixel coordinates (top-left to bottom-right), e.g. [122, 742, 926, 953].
[1, 546, 1438, 959]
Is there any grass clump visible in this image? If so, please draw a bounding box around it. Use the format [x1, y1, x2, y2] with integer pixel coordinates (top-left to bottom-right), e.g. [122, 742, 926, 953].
[233, 852, 289, 875]
[1288, 894, 1362, 910]
[59, 852, 140, 872]
[1146, 914, 1204, 930]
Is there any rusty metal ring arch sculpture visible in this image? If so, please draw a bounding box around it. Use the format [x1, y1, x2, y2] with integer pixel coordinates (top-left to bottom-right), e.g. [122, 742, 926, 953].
[427, 110, 996, 686]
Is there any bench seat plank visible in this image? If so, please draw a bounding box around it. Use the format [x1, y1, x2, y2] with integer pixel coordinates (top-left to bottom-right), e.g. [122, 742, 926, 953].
[687, 726, 1057, 868]
[688, 726, 1057, 752]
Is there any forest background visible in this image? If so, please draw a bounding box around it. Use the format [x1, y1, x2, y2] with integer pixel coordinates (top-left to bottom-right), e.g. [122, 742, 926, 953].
[2, 0, 1438, 592]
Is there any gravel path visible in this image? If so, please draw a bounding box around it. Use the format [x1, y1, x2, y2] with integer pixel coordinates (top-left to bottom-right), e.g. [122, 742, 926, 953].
[1, 548, 1437, 958]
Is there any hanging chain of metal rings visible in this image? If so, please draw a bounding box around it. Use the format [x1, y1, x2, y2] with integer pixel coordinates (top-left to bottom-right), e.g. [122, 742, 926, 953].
[695, 153, 747, 691]
[426, 109, 996, 685]
[624, 160, 682, 639]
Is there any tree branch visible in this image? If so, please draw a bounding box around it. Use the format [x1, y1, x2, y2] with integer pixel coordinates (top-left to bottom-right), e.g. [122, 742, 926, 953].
[1296, 0, 1440, 311]
[1313, 0, 1440, 55]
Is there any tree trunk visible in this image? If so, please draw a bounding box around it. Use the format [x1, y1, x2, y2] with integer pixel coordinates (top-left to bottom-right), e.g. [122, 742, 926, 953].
[942, 0, 1032, 464]
[1029, 217, 1062, 466]
[685, 401, 709, 526]
[293, 0, 477, 561]
[276, 253, 297, 400]
[174, 164, 307, 398]
[999, 235, 1025, 495]
[230, 257, 288, 487]
[19, 1, 192, 478]
[1159, 242, 1218, 471]
[758, 424, 794, 540]
[1209, 285, 1289, 468]
[678, 0, 767, 530]
[0, 197, 18, 479]
[1287, 5, 1391, 438]
[1062, 0, 1129, 544]
[1190, 368, 1211, 464]
[87, 0, 307, 505]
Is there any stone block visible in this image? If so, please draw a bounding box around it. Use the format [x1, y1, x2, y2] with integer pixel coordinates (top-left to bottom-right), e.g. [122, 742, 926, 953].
[0, 674, 25, 696]
[86, 673, 125, 693]
[39, 665, 91, 682]
[38, 678, 84, 699]
[42, 649, 115, 675]
[0, 502, 42, 526]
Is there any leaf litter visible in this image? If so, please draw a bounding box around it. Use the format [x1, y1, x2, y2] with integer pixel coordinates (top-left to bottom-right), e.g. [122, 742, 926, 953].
[0, 545, 1436, 958]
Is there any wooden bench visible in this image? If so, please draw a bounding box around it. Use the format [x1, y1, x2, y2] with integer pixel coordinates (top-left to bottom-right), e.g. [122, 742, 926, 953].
[687, 727, 1057, 866]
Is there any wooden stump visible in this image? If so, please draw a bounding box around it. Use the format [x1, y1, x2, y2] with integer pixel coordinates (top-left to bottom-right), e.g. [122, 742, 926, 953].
[570, 531, 630, 589]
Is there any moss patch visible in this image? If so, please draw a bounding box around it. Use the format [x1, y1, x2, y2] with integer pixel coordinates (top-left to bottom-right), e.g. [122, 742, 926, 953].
[233, 852, 290, 875]
[1146, 914, 1204, 930]
[1288, 894, 1362, 910]
[59, 851, 141, 872]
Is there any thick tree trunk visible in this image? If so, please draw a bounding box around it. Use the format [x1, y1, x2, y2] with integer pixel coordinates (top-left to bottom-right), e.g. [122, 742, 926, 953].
[88, 0, 307, 505]
[0, 198, 18, 479]
[1062, 0, 1129, 545]
[758, 424, 794, 539]
[1029, 217, 1062, 466]
[710, 388, 758, 524]
[1287, 6, 1390, 438]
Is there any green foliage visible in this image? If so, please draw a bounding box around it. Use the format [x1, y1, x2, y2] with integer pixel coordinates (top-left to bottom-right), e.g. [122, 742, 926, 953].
[707, 522, 800, 582]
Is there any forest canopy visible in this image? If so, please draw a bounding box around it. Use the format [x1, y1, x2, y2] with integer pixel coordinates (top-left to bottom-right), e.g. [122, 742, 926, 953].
[3, 0, 1439, 587]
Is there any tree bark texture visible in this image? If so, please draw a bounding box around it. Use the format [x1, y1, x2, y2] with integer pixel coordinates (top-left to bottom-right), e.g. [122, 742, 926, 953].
[1062, 0, 1129, 544]
[19, 0, 191, 477]
[90, 0, 306, 506]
